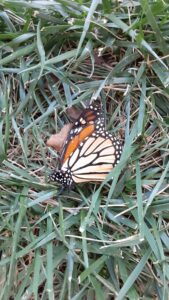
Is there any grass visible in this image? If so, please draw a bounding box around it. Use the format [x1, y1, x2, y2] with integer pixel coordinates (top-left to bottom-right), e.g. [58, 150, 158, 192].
[0, 0, 169, 299]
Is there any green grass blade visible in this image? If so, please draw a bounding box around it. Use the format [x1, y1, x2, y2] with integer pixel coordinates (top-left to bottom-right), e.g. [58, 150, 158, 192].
[2, 187, 28, 300]
[37, 20, 45, 78]
[116, 249, 151, 300]
[46, 216, 54, 300]
[76, 0, 100, 56]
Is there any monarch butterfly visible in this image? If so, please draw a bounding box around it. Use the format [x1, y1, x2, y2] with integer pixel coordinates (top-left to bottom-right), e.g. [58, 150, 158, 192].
[49, 101, 123, 187]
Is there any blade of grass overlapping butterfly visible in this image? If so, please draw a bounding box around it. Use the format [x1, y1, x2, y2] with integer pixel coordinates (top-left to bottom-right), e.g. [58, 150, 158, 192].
[106, 100, 147, 243]
[79, 124, 137, 235]
[76, 69, 136, 234]
[79, 88, 136, 235]
[105, 121, 138, 203]
[100, 162, 138, 246]
[114, 76, 145, 240]
[107, 93, 130, 200]
[103, 74, 146, 221]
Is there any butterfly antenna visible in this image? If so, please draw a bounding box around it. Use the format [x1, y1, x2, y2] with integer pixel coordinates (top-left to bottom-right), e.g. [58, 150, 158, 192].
[56, 186, 65, 198]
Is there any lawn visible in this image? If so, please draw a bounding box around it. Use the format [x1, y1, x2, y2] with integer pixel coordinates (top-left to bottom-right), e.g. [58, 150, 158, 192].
[0, 1, 169, 299]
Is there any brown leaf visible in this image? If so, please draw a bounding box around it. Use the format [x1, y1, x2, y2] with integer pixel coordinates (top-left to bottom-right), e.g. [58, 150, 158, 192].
[66, 106, 82, 120]
[46, 123, 73, 153]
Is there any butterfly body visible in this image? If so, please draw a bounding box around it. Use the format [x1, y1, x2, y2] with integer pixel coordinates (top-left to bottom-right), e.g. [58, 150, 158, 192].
[49, 102, 123, 187]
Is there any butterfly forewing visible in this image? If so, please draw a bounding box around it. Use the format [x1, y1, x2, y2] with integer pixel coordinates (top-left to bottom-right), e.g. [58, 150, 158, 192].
[60, 102, 105, 164]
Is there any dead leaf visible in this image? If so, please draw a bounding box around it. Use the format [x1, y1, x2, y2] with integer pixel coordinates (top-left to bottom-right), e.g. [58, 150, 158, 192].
[46, 123, 73, 152]
[66, 106, 82, 120]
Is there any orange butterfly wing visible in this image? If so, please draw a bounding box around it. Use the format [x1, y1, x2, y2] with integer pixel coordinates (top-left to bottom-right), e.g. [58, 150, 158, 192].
[60, 101, 104, 164]
[62, 124, 95, 163]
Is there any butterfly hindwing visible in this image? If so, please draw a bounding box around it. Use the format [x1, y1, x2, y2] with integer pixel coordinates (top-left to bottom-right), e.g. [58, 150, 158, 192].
[61, 130, 122, 184]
